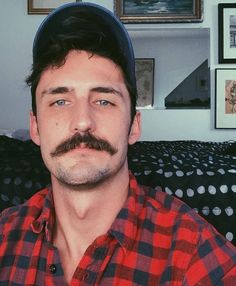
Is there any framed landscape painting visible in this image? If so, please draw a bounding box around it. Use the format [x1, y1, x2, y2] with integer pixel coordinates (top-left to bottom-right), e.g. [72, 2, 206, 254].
[114, 0, 202, 23]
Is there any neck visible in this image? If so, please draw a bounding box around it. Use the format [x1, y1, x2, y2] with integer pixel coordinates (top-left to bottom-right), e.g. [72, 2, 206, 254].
[51, 166, 130, 284]
[51, 167, 130, 254]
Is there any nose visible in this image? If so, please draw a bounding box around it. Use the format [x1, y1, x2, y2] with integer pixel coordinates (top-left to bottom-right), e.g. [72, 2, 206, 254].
[69, 101, 95, 134]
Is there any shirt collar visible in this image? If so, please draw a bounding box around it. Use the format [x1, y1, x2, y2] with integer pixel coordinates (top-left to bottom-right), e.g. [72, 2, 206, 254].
[31, 187, 55, 242]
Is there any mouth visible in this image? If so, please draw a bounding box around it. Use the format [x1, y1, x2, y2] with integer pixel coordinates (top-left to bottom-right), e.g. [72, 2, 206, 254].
[78, 143, 93, 149]
[68, 144, 95, 152]
[61, 143, 107, 156]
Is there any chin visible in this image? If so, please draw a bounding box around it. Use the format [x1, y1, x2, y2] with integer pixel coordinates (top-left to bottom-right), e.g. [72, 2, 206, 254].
[56, 168, 112, 190]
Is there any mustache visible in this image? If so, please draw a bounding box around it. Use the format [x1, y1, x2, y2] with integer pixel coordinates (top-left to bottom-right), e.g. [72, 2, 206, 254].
[50, 132, 118, 157]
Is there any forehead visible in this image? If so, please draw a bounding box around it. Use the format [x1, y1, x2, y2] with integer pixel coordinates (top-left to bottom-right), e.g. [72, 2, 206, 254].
[37, 50, 127, 90]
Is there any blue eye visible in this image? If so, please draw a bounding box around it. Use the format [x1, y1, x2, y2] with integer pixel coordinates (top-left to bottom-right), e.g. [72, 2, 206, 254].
[99, 100, 109, 106]
[97, 100, 114, 106]
[55, 99, 66, 106]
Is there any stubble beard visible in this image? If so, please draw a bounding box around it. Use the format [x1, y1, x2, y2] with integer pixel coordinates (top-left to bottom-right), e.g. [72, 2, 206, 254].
[52, 150, 128, 191]
[55, 165, 112, 190]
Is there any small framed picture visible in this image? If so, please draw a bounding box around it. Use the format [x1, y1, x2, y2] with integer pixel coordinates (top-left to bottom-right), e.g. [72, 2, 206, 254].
[135, 58, 155, 109]
[27, 0, 81, 15]
[215, 69, 236, 129]
[114, 0, 202, 23]
[218, 3, 236, 63]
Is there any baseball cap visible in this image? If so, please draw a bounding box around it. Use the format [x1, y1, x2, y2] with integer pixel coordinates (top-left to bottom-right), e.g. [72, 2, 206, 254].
[32, 2, 136, 88]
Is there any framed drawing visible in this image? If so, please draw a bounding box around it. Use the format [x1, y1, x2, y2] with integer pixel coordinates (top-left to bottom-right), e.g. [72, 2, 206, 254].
[114, 0, 202, 23]
[135, 58, 155, 108]
[27, 0, 81, 15]
[219, 3, 236, 63]
[215, 69, 236, 129]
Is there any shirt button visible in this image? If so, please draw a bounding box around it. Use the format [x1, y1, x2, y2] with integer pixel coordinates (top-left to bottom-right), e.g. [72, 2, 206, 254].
[49, 264, 57, 274]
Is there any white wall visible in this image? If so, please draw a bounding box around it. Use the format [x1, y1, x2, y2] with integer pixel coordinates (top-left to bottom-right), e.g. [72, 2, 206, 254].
[0, 0, 44, 131]
[0, 0, 235, 141]
[131, 29, 209, 108]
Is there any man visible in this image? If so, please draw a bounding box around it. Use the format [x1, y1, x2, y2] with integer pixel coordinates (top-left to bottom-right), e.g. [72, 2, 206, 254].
[0, 2, 236, 285]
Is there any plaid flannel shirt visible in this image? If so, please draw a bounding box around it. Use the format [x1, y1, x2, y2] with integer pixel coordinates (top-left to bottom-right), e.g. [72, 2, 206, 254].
[0, 173, 236, 285]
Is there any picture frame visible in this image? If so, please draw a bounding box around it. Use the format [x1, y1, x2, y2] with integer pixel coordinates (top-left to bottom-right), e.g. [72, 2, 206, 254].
[27, 0, 81, 15]
[114, 0, 202, 23]
[135, 58, 155, 108]
[215, 69, 236, 129]
[218, 3, 236, 63]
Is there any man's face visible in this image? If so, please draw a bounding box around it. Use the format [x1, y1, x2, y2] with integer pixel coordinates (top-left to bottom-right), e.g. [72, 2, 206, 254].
[30, 50, 141, 188]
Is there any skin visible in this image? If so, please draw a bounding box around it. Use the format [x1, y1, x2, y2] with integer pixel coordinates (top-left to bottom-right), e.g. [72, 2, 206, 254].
[30, 50, 141, 283]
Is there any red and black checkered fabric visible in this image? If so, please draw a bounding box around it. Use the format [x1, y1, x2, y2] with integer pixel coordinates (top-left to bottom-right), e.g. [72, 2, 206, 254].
[0, 173, 235, 285]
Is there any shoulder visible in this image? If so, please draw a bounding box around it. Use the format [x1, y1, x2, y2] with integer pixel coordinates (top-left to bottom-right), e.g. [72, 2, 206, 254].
[143, 184, 204, 223]
[130, 173, 207, 238]
[142, 185, 236, 280]
[142, 184, 229, 244]
[0, 189, 49, 236]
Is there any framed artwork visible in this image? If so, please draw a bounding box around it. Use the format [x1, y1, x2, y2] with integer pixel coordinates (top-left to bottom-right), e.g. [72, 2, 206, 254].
[218, 3, 236, 63]
[135, 58, 155, 108]
[114, 0, 202, 23]
[27, 0, 81, 15]
[215, 69, 236, 129]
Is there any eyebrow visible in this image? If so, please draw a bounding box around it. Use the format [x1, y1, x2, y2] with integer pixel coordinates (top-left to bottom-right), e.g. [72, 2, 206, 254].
[41, 86, 73, 96]
[91, 86, 123, 98]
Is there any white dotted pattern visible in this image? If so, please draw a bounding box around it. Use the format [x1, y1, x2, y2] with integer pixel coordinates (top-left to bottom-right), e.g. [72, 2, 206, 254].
[226, 232, 234, 242]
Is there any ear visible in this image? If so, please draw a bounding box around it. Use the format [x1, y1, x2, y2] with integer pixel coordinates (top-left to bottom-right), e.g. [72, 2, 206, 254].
[29, 111, 40, 146]
[128, 111, 141, 145]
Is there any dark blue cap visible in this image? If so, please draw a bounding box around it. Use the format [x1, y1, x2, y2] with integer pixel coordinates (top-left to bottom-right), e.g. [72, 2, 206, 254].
[32, 2, 136, 88]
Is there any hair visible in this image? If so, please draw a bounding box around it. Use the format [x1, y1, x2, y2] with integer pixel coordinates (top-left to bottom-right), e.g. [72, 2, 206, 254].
[25, 10, 137, 122]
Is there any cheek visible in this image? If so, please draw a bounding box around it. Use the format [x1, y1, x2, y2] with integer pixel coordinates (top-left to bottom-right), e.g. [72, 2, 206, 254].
[113, 120, 131, 147]
[37, 119, 60, 146]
